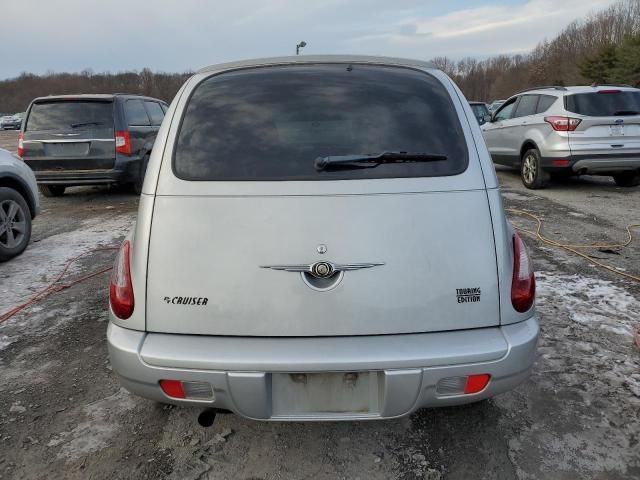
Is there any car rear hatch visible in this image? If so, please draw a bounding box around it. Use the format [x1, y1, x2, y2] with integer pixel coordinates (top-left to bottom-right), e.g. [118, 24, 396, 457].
[22, 98, 115, 172]
[146, 63, 500, 337]
[565, 89, 640, 157]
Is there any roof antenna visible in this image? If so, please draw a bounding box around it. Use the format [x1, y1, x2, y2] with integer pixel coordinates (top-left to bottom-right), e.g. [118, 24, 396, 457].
[296, 41, 307, 55]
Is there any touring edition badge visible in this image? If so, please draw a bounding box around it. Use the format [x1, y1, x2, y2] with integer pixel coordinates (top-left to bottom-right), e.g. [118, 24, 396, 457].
[456, 288, 481, 303]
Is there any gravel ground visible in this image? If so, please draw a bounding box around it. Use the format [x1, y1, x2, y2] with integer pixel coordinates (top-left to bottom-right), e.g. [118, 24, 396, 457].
[1, 130, 639, 479]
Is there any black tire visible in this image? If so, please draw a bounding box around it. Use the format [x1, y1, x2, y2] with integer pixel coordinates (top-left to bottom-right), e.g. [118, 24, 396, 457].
[613, 171, 640, 187]
[0, 187, 32, 262]
[520, 149, 549, 189]
[133, 154, 150, 195]
[38, 184, 66, 197]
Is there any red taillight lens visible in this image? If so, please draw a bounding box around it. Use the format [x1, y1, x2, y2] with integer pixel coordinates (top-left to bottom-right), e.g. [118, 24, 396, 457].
[17, 133, 24, 157]
[159, 380, 186, 399]
[464, 374, 491, 394]
[511, 232, 535, 313]
[544, 116, 581, 132]
[597, 89, 621, 94]
[115, 130, 131, 155]
[109, 240, 134, 319]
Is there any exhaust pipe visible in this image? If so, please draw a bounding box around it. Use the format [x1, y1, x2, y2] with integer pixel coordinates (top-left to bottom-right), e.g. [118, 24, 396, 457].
[198, 409, 217, 427]
[197, 408, 232, 427]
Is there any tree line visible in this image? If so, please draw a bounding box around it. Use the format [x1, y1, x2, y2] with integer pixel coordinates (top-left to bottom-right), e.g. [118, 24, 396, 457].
[1, 0, 639, 113]
[434, 0, 640, 101]
[0, 69, 191, 113]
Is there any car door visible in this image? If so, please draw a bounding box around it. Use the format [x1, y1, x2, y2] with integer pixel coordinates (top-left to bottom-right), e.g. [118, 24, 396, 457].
[511, 94, 540, 158]
[482, 96, 519, 165]
[124, 99, 154, 157]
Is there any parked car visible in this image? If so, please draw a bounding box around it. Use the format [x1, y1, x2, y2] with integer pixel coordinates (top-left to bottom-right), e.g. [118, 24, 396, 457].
[469, 101, 490, 124]
[19, 94, 168, 196]
[1, 115, 17, 130]
[488, 100, 505, 113]
[1, 114, 23, 130]
[107, 56, 538, 421]
[482, 85, 640, 189]
[0, 148, 38, 261]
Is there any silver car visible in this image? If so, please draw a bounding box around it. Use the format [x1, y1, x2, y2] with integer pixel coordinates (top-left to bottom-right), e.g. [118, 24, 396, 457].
[482, 85, 640, 188]
[0, 148, 39, 261]
[107, 56, 538, 421]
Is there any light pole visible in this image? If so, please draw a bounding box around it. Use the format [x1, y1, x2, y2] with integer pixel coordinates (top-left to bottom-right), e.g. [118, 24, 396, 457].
[296, 41, 307, 55]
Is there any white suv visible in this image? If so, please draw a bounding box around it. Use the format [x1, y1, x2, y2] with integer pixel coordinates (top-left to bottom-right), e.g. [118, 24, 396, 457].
[107, 56, 538, 421]
[482, 85, 640, 189]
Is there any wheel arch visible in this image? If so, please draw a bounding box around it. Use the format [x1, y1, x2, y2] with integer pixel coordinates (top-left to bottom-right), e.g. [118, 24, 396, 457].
[0, 174, 37, 219]
[520, 140, 539, 161]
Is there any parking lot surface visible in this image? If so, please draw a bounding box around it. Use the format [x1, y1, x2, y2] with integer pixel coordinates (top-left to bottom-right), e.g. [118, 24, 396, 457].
[1, 130, 639, 479]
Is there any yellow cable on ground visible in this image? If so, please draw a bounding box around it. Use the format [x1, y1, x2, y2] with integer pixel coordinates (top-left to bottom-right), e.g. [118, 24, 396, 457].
[506, 208, 640, 283]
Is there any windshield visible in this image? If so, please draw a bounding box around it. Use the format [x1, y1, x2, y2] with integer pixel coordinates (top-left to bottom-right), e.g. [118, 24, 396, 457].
[565, 91, 640, 116]
[26, 101, 113, 132]
[173, 64, 468, 181]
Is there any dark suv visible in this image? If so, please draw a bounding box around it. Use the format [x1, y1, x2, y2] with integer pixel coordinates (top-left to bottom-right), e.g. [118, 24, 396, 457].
[19, 94, 168, 196]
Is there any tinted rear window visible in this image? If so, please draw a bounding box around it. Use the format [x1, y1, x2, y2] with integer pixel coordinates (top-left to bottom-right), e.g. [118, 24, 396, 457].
[536, 95, 556, 113]
[514, 95, 538, 117]
[174, 64, 468, 181]
[565, 91, 640, 116]
[145, 101, 164, 125]
[125, 100, 151, 126]
[26, 101, 113, 132]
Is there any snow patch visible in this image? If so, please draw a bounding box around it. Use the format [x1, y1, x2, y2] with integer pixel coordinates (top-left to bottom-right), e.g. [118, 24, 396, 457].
[54, 388, 137, 461]
[536, 271, 640, 338]
[0, 213, 134, 316]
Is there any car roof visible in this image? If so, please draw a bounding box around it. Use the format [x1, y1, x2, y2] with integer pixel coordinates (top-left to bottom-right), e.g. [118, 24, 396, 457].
[515, 85, 640, 97]
[30, 93, 166, 103]
[197, 55, 436, 74]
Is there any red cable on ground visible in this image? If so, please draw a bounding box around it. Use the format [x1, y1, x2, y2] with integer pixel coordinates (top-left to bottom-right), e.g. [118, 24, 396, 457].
[0, 246, 119, 323]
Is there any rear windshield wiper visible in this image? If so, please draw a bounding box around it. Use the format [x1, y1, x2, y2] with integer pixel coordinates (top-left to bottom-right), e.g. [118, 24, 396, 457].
[613, 110, 640, 116]
[70, 121, 105, 128]
[315, 151, 448, 171]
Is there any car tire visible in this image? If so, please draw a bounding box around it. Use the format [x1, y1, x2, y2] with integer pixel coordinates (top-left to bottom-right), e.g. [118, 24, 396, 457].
[0, 187, 32, 262]
[38, 185, 66, 197]
[133, 154, 150, 195]
[613, 171, 640, 187]
[521, 149, 549, 189]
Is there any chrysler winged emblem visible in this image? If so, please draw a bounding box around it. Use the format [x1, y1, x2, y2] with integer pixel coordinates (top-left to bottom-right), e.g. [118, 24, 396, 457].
[260, 261, 384, 279]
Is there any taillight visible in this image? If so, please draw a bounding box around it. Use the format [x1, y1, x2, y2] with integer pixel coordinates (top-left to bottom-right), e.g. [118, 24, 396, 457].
[115, 130, 131, 155]
[544, 116, 581, 132]
[109, 240, 134, 319]
[17, 133, 24, 157]
[511, 232, 535, 313]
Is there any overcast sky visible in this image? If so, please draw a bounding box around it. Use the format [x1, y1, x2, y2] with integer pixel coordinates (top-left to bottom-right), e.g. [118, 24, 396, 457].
[0, 0, 616, 79]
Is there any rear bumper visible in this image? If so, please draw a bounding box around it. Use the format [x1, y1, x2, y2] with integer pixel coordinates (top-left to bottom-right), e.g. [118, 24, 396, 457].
[541, 153, 640, 174]
[28, 154, 141, 185]
[107, 317, 539, 421]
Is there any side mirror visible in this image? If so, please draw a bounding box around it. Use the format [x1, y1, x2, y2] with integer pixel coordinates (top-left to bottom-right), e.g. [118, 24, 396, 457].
[483, 113, 493, 123]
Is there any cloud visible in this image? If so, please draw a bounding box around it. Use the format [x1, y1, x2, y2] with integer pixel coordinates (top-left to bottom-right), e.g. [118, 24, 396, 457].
[0, 0, 619, 78]
[348, 0, 618, 57]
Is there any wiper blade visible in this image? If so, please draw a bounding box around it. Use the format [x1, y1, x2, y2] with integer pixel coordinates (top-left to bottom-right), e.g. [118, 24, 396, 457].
[315, 151, 448, 171]
[70, 121, 104, 128]
[613, 110, 640, 116]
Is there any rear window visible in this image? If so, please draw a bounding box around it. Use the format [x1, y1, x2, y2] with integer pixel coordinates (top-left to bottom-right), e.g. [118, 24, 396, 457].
[514, 95, 538, 117]
[125, 100, 151, 126]
[565, 91, 640, 116]
[145, 101, 164, 126]
[26, 101, 113, 132]
[536, 95, 556, 113]
[174, 64, 468, 181]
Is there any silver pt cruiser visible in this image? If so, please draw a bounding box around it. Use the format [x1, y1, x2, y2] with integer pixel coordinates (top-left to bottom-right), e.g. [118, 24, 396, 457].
[107, 55, 538, 421]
